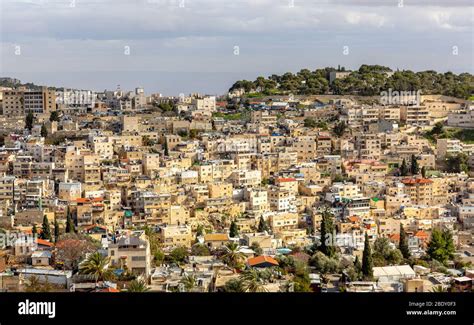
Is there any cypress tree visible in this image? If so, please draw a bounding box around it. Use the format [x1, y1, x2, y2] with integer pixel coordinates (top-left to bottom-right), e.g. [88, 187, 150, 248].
[257, 216, 269, 233]
[362, 233, 373, 279]
[66, 212, 75, 233]
[400, 158, 409, 176]
[163, 141, 169, 156]
[229, 220, 239, 238]
[410, 154, 419, 175]
[421, 166, 427, 178]
[54, 219, 60, 243]
[40, 124, 48, 138]
[399, 224, 411, 259]
[40, 215, 52, 240]
[319, 210, 335, 257]
[32, 224, 37, 237]
[25, 111, 34, 131]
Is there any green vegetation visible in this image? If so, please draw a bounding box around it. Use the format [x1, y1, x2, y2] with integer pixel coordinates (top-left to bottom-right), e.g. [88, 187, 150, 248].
[167, 246, 189, 265]
[333, 121, 347, 137]
[362, 233, 373, 279]
[54, 219, 60, 243]
[66, 211, 75, 233]
[400, 158, 409, 176]
[425, 123, 474, 144]
[410, 154, 419, 175]
[222, 242, 245, 269]
[399, 224, 411, 259]
[427, 229, 455, 264]
[79, 252, 113, 285]
[127, 279, 149, 292]
[372, 237, 403, 266]
[25, 112, 34, 131]
[230, 65, 474, 99]
[229, 220, 239, 238]
[41, 124, 48, 138]
[191, 243, 210, 256]
[239, 269, 267, 292]
[445, 153, 469, 173]
[212, 112, 243, 121]
[318, 209, 336, 258]
[40, 215, 52, 241]
[49, 111, 60, 122]
[257, 216, 270, 233]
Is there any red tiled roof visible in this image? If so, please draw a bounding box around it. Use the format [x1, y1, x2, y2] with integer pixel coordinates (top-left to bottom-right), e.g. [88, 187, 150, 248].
[402, 178, 433, 185]
[348, 216, 360, 223]
[247, 255, 279, 267]
[36, 239, 54, 247]
[97, 287, 120, 293]
[415, 230, 429, 238]
[277, 177, 296, 183]
[389, 234, 400, 241]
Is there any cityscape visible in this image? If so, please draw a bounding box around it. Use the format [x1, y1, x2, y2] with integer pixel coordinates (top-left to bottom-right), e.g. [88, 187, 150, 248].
[0, 64, 473, 294]
[0, 0, 473, 322]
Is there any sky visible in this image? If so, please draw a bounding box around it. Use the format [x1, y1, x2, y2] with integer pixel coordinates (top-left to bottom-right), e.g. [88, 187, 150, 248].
[0, 0, 473, 96]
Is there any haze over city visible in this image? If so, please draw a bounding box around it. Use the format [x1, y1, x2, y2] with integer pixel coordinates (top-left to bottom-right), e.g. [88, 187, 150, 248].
[1, 0, 473, 95]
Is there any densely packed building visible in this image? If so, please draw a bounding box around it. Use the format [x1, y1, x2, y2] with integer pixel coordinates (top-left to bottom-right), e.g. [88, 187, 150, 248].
[0, 82, 472, 293]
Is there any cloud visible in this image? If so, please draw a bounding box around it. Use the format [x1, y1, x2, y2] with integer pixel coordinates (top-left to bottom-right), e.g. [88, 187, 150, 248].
[0, 0, 472, 94]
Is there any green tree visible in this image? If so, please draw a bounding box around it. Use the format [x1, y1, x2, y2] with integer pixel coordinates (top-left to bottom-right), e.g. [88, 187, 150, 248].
[127, 278, 149, 292]
[32, 224, 37, 237]
[79, 251, 113, 286]
[333, 121, 347, 137]
[410, 154, 419, 175]
[362, 233, 373, 279]
[154, 249, 165, 266]
[445, 153, 469, 173]
[304, 118, 317, 128]
[40, 124, 48, 138]
[239, 269, 267, 292]
[319, 209, 336, 257]
[65, 212, 75, 233]
[427, 229, 455, 264]
[399, 224, 411, 259]
[293, 261, 312, 292]
[54, 219, 60, 243]
[257, 216, 269, 233]
[40, 215, 51, 240]
[421, 166, 427, 178]
[49, 111, 60, 122]
[163, 141, 169, 156]
[400, 158, 409, 176]
[229, 220, 239, 238]
[180, 274, 197, 292]
[250, 242, 263, 256]
[222, 242, 245, 269]
[25, 112, 34, 131]
[223, 278, 244, 292]
[168, 246, 188, 265]
[191, 243, 210, 256]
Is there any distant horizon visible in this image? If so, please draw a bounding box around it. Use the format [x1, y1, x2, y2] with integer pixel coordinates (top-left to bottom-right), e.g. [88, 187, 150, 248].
[1, 0, 472, 96]
[2, 64, 473, 97]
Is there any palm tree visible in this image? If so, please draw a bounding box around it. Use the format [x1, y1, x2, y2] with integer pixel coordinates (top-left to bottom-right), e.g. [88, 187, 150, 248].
[79, 251, 113, 286]
[239, 269, 267, 293]
[431, 285, 448, 292]
[127, 278, 149, 292]
[222, 242, 245, 269]
[180, 273, 197, 292]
